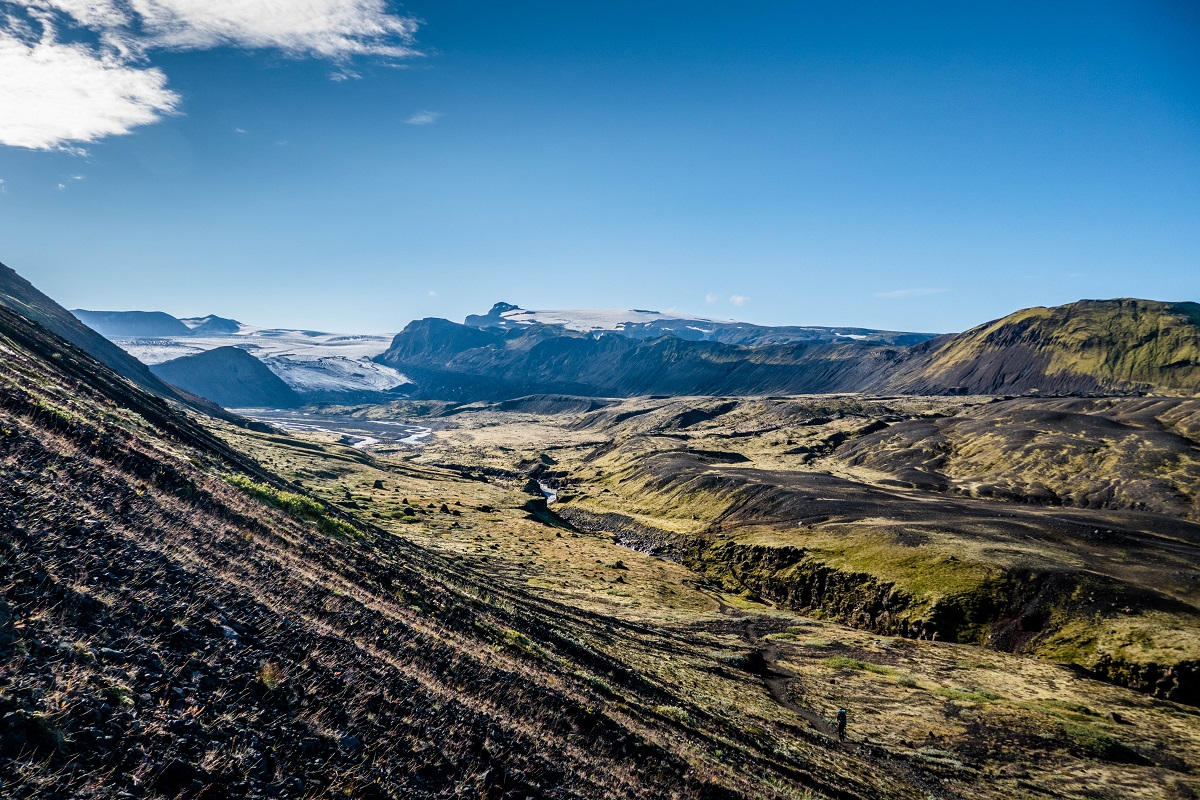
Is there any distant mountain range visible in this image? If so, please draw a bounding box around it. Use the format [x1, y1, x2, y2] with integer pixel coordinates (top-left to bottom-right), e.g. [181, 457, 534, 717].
[378, 299, 1200, 401]
[36, 285, 1200, 407]
[0, 262, 246, 419]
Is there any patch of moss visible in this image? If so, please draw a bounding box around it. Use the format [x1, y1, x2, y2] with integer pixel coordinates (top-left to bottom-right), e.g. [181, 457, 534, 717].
[1060, 721, 1146, 764]
[224, 474, 362, 540]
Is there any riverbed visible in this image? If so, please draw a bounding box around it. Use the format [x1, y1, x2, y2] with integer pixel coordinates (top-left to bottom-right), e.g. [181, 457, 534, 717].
[235, 408, 433, 450]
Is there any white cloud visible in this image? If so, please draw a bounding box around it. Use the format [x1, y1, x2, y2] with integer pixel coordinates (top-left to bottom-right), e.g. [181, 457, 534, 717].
[233, 127, 246, 134]
[427, 289, 437, 297]
[0, 178, 6, 193]
[873, 288, 950, 299]
[704, 292, 719, 303]
[406, 110, 441, 126]
[729, 294, 749, 307]
[0, 0, 420, 151]
[0, 29, 179, 151]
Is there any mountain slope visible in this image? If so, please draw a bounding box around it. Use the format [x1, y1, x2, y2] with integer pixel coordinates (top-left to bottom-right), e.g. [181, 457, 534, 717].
[883, 299, 1200, 395]
[150, 346, 303, 408]
[0, 262, 192, 402]
[0, 262, 257, 425]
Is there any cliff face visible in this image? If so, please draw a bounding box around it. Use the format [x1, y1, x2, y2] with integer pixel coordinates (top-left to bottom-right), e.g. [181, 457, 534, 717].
[376, 321, 895, 400]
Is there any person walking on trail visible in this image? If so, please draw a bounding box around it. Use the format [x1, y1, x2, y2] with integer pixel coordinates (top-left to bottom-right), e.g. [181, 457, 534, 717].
[836, 708, 847, 741]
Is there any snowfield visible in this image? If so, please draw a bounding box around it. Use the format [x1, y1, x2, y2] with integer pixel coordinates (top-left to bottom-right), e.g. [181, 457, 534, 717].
[114, 327, 410, 395]
[496, 307, 732, 332]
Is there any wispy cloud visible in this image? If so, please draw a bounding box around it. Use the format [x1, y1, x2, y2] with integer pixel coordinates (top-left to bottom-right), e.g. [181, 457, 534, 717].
[129, 0, 420, 58]
[728, 294, 749, 307]
[406, 110, 442, 126]
[56, 173, 85, 190]
[0, 178, 6, 193]
[0, 1, 421, 151]
[427, 289, 437, 297]
[704, 292, 719, 304]
[873, 287, 950, 299]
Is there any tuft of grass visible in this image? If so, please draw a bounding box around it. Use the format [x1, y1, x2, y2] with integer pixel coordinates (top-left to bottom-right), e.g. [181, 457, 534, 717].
[655, 705, 692, 726]
[258, 660, 285, 691]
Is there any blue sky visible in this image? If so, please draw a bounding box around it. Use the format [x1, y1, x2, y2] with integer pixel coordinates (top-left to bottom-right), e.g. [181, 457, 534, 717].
[0, 1, 1197, 334]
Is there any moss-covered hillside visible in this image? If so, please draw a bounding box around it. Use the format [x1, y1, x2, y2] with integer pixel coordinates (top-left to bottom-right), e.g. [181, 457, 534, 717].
[887, 299, 1200, 396]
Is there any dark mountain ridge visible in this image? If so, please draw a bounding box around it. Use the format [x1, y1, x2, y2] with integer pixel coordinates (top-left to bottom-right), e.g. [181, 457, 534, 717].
[378, 299, 1200, 401]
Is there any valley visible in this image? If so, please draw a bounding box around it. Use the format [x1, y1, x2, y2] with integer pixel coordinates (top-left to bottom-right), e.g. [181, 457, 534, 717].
[4, 261, 1199, 798]
[363, 393, 1200, 705]
[202, 393, 1200, 799]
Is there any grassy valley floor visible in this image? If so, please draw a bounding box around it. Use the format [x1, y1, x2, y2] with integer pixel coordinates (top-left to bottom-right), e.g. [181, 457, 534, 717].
[210, 403, 1200, 799]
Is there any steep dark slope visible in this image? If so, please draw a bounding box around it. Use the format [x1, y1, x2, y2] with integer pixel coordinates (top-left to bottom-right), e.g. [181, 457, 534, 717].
[72, 309, 192, 337]
[0, 262, 238, 418]
[150, 346, 303, 409]
[0, 303, 909, 798]
[0, 262, 183, 399]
